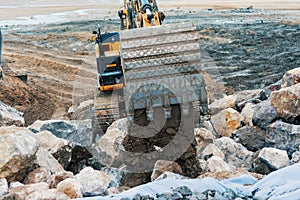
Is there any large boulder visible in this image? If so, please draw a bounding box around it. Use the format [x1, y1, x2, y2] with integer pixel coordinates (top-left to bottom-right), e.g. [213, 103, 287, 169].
[8, 182, 69, 200]
[35, 131, 72, 170]
[94, 118, 128, 168]
[270, 84, 300, 122]
[0, 101, 24, 127]
[35, 130, 69, 154]
[24, 167, 51, 184]
[151, 160, 183, 181]
[194, 128, 215, 155]
[34, 147, 65, 174]
[47, 171, 74, 189]
[234, 89, 261, 104]
[201, 143, 225, 160]
[57, 178, 83, 198]
[214, 137, 254, 170]
[0, 126, 39, 182]
[234, 126, 266, 152]
[211, 108, 243, 137]
[266, 120, 300, 156]
[25, 189, 70, 200]
[252, 100, 279, 130]
[282, 67, 300, 88]
[259, 80, 282, 101]
[208, 95, 236, 115]
[68, 100, 94, 120]
[240, 103, 255, 126]
[74, 167, 111, 196]
[28, 119, 93, 147]
[252, 147, 289, 174]
[206, 156, 231, 173]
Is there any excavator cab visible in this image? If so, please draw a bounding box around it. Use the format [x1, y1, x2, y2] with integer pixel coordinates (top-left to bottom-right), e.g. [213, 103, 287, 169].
[92, 26, 124, 92]
[118, 0, 164, 29]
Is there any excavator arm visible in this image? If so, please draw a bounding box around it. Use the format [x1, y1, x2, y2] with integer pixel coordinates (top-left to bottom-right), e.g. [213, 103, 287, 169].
[93, 0, 209, 186]
[118, 0, 164, 29]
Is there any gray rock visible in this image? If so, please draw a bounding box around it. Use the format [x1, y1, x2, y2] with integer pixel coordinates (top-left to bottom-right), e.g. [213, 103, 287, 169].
[29, 120, 94, 173]
[0, 100, 24, 127]
[266, 120, 300, 156]
[70, 119, 93, 147]
[69, 100, 94, 120]
[253, 147, 289, 174]
[252, 100, 278, 130]
[157, 192, 183, 200]
[259, 80, 282, 100]
[201, 120, 218, 137]
[101, 167, 124, 188]
[234, 126, 266, 152]
[173, 186, 192, 197]
[29, 119, 93, 147]
[222, 189, 237, 200]
[214, 137, 254, 170]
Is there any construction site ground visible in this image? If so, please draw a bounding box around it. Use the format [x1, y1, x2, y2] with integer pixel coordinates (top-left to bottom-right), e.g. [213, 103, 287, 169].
[0, 1, 299, 126]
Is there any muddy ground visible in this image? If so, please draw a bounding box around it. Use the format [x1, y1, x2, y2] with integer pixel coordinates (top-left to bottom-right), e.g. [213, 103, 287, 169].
[1, 7, 299, 125]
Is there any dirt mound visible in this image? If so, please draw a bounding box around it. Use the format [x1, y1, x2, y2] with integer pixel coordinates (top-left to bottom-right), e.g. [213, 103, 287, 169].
[0, 68, 56, 126]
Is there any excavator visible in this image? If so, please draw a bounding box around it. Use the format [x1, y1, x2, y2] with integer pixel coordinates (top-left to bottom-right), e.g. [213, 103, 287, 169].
[92, 0, 209, 186]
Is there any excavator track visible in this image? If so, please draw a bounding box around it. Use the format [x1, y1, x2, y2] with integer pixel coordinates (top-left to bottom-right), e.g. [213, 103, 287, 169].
[93, 90, 121, 137]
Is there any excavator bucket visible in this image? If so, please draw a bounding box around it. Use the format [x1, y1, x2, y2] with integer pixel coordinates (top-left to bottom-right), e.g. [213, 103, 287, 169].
[120, 22, 208, 120]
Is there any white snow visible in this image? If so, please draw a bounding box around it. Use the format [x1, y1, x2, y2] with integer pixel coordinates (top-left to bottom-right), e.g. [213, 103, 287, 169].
[77, 163, 300, 200]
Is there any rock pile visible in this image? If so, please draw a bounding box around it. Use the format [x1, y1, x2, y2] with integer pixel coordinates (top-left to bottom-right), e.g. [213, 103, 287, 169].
[0, 68, 299, 199]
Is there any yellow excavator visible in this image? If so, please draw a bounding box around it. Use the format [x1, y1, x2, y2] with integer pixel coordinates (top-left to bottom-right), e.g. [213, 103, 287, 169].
[92, 0, 167, 133]
[92, 0, 209, 186]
